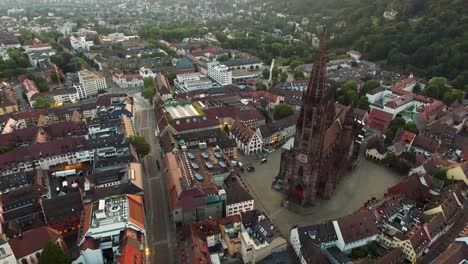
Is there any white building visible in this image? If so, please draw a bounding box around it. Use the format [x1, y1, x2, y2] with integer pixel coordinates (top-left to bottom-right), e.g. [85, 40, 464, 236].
[78, 70, 107, 98]
[8, 226, 67, 264]
[0, 137, 93, 176]
[0, 237, 17, 263]
[229, 119, 263, 155]
[25, 44, 56, 67]
[208, 61, 232, 86]
[0, 32, 21, 60]
[70, 36, 94, 51]
[332, 210, 379, 253]
[224, 175, 255, 217]
[383, 94, 415, 116]
[22, 79, 40, 105]
[112, 73, 144, 89]
[50, 88, 80, 104]
[139, 67, 156, 78]
[174, 72, 214, 92]
[77, 195, 145, 248]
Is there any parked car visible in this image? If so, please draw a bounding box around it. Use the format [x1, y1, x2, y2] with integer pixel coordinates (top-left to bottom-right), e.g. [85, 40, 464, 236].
[246, 165, 255, 172]
[261, 158, 267, 163]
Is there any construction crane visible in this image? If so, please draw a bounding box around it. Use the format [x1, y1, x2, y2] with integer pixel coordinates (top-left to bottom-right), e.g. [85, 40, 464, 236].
[54, 64, 63, 89]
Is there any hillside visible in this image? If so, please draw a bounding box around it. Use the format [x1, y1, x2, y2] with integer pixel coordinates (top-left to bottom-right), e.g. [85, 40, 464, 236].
[265, 0, 468, 82]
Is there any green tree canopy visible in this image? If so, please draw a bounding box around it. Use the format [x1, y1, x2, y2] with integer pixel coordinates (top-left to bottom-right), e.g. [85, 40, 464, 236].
[384, 117, 408, 143]
[404, 122, 418, 134]
[33, 95, 55, 109]
[357, 96, 370, 111]
[126, 136, 150, 157]
[271, 66, 279, 79]
[280, 72, 288, 83]
[442, 90, 463, 106]
[273, 103, 294, 120]
[360, 79, 380, 95]
[342, 80, 359, 92]
[261, 68, 270, 79]
[255, 82, 267, 90]
[289, 59, 304, 70]
[39, 240, 71, 264]
[293, 70, 306, 80]
[50, 72, 65, 83]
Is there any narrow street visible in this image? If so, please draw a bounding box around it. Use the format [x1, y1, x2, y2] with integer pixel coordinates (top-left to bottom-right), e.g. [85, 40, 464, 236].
[134, 101, 174, 263]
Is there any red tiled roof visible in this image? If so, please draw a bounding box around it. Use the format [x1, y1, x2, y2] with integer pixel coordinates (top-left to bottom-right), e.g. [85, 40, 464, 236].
[9, 226, 62, 258]
[336, 210, 379, 244]
[0, 136, 88, 171]
[408, 226, 430, 254]
[387, 174, 430, 204]
[128, 194, 145, 229]
[78, 204, 92, 245]
[12, 109, 46, 120]
[176, 187, 218, 211]
[412, 135, 440, 153]
[432, 242, 468, 264]
[366, 108, 393, 131]
[424, 213, 446, 240]
[397, 130, 416, 144]
[230, 119, 256, 144]
[240, 90, 280, 103]
[390, 78, 417, 93]
[118, 235, 145, 264]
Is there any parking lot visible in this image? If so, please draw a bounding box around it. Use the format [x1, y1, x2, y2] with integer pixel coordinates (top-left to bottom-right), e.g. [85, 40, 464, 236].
[237, 149, 402, 236]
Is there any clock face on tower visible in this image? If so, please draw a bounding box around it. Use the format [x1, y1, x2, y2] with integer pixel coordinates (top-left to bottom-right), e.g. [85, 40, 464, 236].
[298, 153, 308, 163]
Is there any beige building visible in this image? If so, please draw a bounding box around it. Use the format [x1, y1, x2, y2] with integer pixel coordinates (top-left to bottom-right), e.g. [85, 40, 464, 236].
[77, 70, 107, 98]
[0, 87, 19, 116]
[379, 226, 430, 263]
[239, 210, 287, 263]
[446, 161, 468, 185]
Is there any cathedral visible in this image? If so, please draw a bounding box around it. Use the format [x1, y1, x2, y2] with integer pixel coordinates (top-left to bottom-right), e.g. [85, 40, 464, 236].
[278, 36, 364, 207]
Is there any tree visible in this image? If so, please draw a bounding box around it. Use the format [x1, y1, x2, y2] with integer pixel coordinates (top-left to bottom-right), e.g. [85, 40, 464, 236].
[143, 77, 154, 88]
[166, 72, 177, 85]
[255, 82, 267, 90]
[142, 87, 156, 101]
[357, 96, 370, 110]
[259, 108, 271, 123]
[413, 83, 422, 94]
[424, 85, 441, 99]
[271, 66, 279, 79]
[361, 79, 379, 95]
[433, 168, 448, 180]
[280, 72, 288, 82]
[0, 143, 13, 154]
[384, 117, 407, 143]
[342, 80, 359, 92]
[289, 59, 303, 70]
[33, 95, 55, 109]
[126, 136, 150, 157]
[218, 54, 230, 61]
[404, 122, 418, 133]
[293, 70, 306, 80]
[428, 77, 446, 89]
[39, 240, 71, 264]
[273, 103, 294, 120]
[50, 72, 65, 83]
[452, 74, 465, 90]
[442, 90, 463, 106]
[262, 68, 270, 79]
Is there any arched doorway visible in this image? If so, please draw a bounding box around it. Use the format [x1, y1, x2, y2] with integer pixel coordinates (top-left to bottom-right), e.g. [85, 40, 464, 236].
[293, 184, 304, 202]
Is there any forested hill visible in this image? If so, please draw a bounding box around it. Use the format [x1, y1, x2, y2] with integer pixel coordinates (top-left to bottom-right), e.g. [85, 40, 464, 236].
[265, 0, 468, 81]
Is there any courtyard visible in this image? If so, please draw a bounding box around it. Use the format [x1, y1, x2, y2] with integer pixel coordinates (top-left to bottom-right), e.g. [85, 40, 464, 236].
[237, 149, 402, 236]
